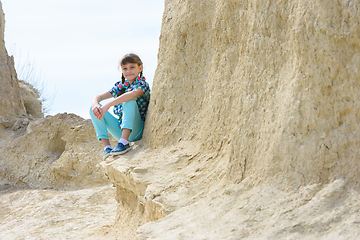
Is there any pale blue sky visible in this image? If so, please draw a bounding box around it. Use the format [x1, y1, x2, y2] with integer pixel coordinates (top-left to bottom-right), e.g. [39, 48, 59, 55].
[2, 0, 164, 119]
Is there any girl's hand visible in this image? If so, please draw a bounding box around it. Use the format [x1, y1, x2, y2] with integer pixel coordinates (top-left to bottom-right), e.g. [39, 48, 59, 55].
[91, 92, 112, 120]
[92, 103, 103, 120]
[98, 104, 110, 121]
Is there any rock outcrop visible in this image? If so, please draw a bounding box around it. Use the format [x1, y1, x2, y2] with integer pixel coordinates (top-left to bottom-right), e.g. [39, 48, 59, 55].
[0, 2, 26, 121]
[1, 113, 109, 189]
[145, 0, 360, 190]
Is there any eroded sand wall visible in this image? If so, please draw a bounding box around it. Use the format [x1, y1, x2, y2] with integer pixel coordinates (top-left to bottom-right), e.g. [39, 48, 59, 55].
[0, 2, 26, 120]
[144, 0, 360, 189]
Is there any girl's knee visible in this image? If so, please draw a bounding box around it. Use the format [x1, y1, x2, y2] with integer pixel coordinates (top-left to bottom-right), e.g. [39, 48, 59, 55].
[122, 100, 138, 113]
[123, 99, 137, 107]
[89, 106, 94, 117]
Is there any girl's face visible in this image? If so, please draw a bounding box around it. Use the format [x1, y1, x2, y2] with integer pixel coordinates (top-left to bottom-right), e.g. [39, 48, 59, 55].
[121, 63, 143, 81]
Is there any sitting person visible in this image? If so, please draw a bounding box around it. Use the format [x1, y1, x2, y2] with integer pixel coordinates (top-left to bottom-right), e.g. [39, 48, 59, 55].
[90, 53, 150, 160]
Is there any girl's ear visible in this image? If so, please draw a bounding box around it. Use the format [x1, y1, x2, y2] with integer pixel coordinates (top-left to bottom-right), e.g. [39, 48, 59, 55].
[139, 65, 143, 72]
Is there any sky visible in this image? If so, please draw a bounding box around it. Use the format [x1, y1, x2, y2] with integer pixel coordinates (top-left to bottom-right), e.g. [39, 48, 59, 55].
[1, 0, 164, 119]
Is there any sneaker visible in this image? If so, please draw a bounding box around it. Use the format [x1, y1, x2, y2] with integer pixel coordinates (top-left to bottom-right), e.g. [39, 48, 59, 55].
[110, 142, 131, 156]
[103, 148, 112, 160]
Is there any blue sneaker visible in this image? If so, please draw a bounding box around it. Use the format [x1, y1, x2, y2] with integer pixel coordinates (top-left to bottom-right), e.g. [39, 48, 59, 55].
[110, 142, 131, 156]
[103, 148, 112, 160]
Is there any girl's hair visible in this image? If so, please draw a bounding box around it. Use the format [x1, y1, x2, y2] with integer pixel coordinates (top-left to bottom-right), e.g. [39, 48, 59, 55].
[117, 53, 143, 97]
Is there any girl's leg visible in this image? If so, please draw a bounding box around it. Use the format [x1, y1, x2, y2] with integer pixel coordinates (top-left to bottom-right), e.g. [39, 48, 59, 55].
[121, 129, 131, 141]
[101, 138, 111, 148]
[110, 100, 144, 156]
[89, 106, 123, 142]
[121, 99, 144, 142]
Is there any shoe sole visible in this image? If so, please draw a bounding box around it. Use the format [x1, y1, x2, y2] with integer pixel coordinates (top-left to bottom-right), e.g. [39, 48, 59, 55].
[103, 153, 111, 160]
[110, 147, 131, 156]
[105, 157, 115, 163]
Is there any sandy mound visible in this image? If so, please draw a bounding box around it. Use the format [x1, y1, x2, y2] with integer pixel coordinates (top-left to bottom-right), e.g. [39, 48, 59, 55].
[18, 80, 43, 118]
[0, 113, 109, 189]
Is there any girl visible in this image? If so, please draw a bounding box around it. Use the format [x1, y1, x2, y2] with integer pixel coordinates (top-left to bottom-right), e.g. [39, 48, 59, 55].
[90, 53, 150, 160]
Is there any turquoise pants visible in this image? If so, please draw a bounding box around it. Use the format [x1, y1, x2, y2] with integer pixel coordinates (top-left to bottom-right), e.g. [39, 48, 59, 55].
[89, 99, 144, 142]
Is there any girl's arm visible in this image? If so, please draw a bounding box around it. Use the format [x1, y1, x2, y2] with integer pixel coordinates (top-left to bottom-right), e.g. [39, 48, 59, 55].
[91, 91, 112, 120]
[99, 89, 144, 120]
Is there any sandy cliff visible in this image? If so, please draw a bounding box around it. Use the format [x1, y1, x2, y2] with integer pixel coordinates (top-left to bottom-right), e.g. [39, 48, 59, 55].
[1, 0, 360, 239]
[0, 2, 26, 121]
[146, 0, 360, 190]
[126, 0, 360, 238]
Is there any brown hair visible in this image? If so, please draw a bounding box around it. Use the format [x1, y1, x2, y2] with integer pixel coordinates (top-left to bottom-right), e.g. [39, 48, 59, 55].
[117, 53, 143, 97]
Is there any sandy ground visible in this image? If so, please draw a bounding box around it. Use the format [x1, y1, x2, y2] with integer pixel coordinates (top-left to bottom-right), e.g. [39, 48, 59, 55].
[0, 125, 120, 240]
[138, 178, 360, 240]
[0, 184, 118, 240]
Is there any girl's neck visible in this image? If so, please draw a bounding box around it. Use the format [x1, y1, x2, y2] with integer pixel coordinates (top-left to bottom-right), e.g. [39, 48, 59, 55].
[128, 78, 136, 85]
